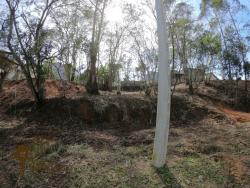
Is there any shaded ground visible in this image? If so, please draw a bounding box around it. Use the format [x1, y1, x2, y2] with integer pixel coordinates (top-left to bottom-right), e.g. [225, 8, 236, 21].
[0, 81, 250, 187]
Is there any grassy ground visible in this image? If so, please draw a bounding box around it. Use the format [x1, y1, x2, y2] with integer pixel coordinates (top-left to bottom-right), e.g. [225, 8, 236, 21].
[0, 84, 250, 187]
[1, 120, 249, 187]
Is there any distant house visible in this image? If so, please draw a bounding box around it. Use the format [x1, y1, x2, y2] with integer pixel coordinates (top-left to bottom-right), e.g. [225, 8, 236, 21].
[0, 50, 36, 80]
[52, 63, 84, 81]
[0, 50, 23, 80]
[144, 70, 185, 85]
[184, 68, 205, 83]
[5, 66, 25, 80]
[121, 80, 146, 91]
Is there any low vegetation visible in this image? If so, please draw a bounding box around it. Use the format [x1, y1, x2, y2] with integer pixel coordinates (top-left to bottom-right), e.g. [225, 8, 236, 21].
[0, 82, 250, 187]
[0, 0, 249, 187]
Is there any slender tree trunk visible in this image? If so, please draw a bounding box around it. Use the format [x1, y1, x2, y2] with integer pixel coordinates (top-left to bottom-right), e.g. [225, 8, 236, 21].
[245, 70, 248, 92]
[71, 46, 77, 82]
[228, 9, 248, 92]
[172, 34, 175, 72]
[153, 0, 171, 168]
[214, 11, 233, 80]
[87, 44, 99, 94]
[117, 70, 121, 95]
[189, 69, 194, 94]
[86, 0, 100, 94]
[108, 62, 113, 91]
[87, 0, 107, 94]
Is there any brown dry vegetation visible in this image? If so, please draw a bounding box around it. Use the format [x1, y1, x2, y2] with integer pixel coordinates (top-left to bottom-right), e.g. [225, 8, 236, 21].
[0, 80, 250, 187]
[0, 80, 86, 105]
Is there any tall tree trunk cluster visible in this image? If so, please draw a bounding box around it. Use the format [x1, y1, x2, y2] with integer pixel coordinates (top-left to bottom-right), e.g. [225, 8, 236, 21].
[86, 0, 108, 94]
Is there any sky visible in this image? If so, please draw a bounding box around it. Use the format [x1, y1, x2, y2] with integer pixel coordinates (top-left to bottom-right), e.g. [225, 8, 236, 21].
[105, 0, 249, 79]
[106, 0, 249, 52]
[106, 0, 201, 23]
[106, 0, 250, 27]
[1, 0, 249, 78]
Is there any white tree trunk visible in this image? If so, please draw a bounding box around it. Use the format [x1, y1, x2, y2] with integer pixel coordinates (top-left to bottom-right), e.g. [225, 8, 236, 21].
[153, 0, 171, 168]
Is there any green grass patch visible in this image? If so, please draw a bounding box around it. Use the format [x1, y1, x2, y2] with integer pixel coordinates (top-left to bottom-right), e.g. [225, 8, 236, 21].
[66, 145, 163, 188]
[157, 166, 181, 188]
[170, 155, 226, 187]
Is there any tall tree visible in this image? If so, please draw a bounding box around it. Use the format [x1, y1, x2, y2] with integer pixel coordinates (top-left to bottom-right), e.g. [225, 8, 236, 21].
[197, 31, 222, 80]
[153, 0, 171, 168]
[172, 2, 193, 74]
[51, 0, 87, 82]
[4, 0, 59, 105]
[105, 25, 126, 91]
[123, 1, 158, 93]
[86, 0, 108, 94]
[201, 0, 249, 83]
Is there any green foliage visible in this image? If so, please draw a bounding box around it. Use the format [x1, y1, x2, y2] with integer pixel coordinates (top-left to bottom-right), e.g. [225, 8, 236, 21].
[97, 63, 122, 89]
[221, 26, 247, 78]
[157, 166, 180, 187]
[171, 156, 226, 186]
[97, 64, 109, 85]
[175, 18, 190, 29]
[211, 0, 225, 10]
[200, 0, 227, 16]
[78, 70, 89, 84]
[82, 7, 93, 19]
[198, 31, 221, 56]
[67, 145, 162, 188]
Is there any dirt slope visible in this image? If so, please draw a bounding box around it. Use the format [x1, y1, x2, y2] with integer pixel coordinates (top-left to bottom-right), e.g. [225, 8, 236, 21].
[0, 81, 249, 187]
[0, 79, 86, 105]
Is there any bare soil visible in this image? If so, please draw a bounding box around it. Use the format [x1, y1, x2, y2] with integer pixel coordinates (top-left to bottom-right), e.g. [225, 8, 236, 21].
[0, 79, 86, 105]
[0, 81, 249, 187]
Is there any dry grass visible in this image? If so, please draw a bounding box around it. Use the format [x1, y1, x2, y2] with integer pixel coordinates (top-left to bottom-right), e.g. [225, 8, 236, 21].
[0, 81, 250, 187]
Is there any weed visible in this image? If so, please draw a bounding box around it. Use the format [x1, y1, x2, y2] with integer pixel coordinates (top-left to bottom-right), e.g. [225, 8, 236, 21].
[171, 155, 226, 187]
[157, 166, 181, 188]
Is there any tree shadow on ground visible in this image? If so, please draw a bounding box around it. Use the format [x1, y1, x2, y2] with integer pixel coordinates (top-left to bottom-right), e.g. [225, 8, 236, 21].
[156, 165, 182, 188]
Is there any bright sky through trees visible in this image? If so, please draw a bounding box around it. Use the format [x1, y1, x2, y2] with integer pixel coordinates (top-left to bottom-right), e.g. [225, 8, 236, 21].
[106, 0, 250, 63]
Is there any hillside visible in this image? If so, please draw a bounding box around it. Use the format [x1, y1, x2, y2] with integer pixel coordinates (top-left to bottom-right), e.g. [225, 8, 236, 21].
[0, 80, 249, 187]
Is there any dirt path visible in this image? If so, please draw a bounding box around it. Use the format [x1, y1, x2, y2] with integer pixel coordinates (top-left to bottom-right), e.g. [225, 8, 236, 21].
[218, 106, 250, 123]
